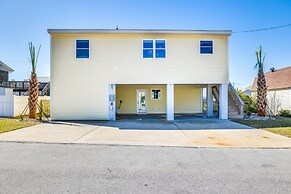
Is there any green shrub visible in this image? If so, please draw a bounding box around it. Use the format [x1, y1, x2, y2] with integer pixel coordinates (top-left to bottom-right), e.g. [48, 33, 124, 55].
[237, 89, 258, 115]
[279, 109, 291, 117]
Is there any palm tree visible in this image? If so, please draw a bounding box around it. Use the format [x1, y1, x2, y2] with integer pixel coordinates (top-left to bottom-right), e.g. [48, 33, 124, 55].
[255, 46, 267, 117]
[28, 42, 41, 119]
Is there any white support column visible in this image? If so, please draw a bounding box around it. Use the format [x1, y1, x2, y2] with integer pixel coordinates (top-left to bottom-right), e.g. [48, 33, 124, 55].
[108, 84, 116, 121]
[206, 84, 214, 117]
[219, 84, 228, 119]
[167, 84, 174, 121]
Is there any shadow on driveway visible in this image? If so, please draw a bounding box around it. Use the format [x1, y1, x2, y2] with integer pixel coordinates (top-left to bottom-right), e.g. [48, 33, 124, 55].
[65, 119, 254, 130]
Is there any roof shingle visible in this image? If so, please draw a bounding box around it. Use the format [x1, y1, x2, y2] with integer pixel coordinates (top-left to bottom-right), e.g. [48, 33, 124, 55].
[251, 66, 291, 91]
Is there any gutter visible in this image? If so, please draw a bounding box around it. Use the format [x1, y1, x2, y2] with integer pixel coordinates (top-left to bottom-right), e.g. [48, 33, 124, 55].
[47, 29, 232, 36]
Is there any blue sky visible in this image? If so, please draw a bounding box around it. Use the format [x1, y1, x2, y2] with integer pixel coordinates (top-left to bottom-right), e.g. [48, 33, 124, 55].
[0, 0, 290, 89]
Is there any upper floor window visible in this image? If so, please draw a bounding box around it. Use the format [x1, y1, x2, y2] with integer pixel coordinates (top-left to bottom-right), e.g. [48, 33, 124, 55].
[143, 40, 153, 58]
[143, 40, 166, 58]
[200, 41, 213, 54]
[155, 40, 166, 58]
[76, 40, 89, 58]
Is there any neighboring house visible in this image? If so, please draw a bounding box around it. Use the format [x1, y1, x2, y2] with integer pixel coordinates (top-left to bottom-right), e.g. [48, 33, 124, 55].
[0, 61, 50, 96]
[0, 61, 14, 84]
[6, 77, 50, 96]
[251, 66, 291, 114]
[48, 29, 243, 121]
[242, 86, 252, 96]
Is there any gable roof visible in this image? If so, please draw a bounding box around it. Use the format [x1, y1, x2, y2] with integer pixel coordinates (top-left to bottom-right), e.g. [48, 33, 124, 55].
[251, 66, 291, 91]
[0, 61, 14, 73]
[47, 29, 232, 36]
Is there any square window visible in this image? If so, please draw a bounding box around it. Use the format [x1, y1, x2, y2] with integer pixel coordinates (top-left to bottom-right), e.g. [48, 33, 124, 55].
[143, 40, 166, 58]
[76, 40, 89, 58]
[200, 40, 213, 54]
[151, 89, 161, 100]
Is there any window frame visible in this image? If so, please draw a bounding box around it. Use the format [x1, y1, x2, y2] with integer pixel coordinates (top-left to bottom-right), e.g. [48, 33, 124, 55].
[142, 39, 154, 59]
[155, 39, 166, 59]
[199, 40, 214, 55]
[76, 40, 90, 59]
[142, 39, 167, 59]
[151, 89, 162, 100]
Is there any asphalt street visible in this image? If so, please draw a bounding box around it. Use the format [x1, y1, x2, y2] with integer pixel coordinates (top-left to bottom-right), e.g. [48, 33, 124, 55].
[0, 142, 290, 194]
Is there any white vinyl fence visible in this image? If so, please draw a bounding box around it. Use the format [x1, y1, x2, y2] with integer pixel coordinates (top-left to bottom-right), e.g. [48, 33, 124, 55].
[0, 87, 14, 117]
[0, 87, 50, 117]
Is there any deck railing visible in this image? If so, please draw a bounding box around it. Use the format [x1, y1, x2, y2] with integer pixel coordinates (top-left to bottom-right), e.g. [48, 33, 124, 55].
[0, 81, 50, 96]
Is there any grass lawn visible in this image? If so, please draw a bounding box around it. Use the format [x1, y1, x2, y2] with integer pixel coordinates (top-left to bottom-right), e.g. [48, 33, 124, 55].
[0, 118, 39, 134]
[233, 116, 291, 138]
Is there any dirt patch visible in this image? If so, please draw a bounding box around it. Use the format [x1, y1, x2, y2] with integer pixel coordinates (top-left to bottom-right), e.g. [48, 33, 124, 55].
[261, 136, 270, 139]
[208, 136, 217, 140]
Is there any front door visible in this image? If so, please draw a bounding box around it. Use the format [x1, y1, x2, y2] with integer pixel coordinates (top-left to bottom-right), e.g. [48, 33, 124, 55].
[137, 89, 147, 113]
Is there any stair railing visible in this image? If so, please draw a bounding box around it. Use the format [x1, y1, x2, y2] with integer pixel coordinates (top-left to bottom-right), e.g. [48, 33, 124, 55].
[228, 82, 244, 115]
[40, 82, 50, 96]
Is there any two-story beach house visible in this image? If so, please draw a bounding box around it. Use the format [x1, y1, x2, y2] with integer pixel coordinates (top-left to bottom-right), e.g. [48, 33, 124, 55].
[48, 29, 243, 121]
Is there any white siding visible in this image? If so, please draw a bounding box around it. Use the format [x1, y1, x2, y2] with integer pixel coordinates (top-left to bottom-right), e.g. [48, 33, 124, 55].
[252, 88, 291, 114]
[51, 33, 229, 120]
[267, 89, 291, 114]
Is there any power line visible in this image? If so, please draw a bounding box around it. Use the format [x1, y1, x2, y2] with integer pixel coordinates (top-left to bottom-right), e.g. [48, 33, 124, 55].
[233, 23, 291, 33]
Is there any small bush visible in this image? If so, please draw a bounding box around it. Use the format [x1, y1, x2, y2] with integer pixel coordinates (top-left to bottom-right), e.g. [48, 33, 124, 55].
[246, 104, 258, 115]
[237, 89, 258, 115]
[279, 109, 291, 117]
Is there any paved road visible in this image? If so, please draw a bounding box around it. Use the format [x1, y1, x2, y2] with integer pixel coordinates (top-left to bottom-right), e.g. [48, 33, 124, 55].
[0, 142, 290, 194]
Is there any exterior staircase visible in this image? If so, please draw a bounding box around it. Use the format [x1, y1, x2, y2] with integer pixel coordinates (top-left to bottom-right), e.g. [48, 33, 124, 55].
[228, 96, 243, 118]
[228, 83, 244, 119]
[40, 82, 50, 96]
[212, 83, 244, 119]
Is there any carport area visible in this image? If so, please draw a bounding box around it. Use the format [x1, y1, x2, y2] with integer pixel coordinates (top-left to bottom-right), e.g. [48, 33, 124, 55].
[0, 119, 291, 148]
[114, 84, 222, 121]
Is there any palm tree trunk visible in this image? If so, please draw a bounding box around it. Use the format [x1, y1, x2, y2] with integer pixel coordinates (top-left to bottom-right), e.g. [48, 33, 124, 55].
[257, 69, 267, 116]
[28, 71, 38, 118]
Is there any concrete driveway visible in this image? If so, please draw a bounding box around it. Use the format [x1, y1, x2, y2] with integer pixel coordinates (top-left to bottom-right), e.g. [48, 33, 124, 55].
[0, 119, 291, 148]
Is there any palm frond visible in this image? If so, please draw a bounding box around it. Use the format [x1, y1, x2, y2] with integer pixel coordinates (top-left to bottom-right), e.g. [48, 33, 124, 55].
[28, 42, 41, 73]
[254, 46, 265, 71]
